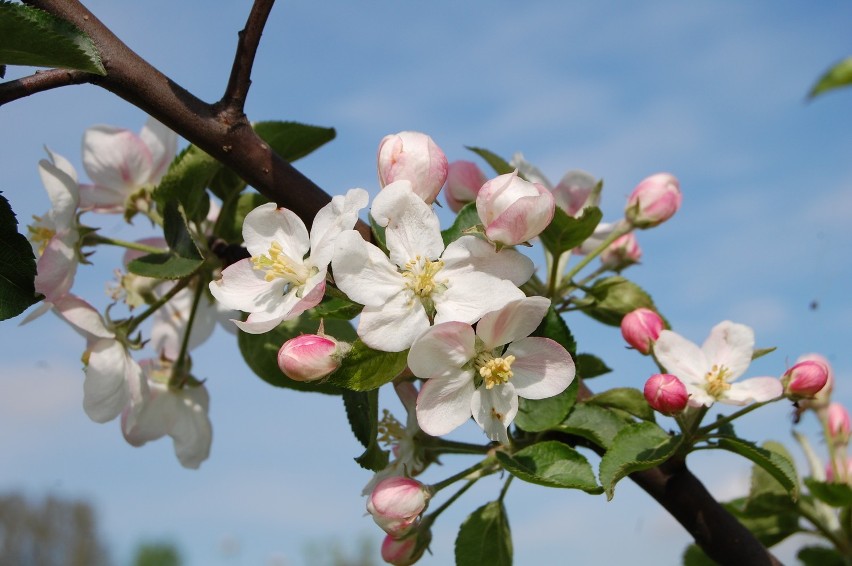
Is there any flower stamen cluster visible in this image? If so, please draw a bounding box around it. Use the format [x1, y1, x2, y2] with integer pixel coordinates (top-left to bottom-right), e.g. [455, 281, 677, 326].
[477, 352, 515, 389]
[402, 256, 446, 300]
[251, 241, 312, 285]
[705, 364, 733, 398]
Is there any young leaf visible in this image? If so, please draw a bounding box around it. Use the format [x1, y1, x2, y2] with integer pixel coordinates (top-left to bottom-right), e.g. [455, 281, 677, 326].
[803, 478, 852, 507]
[682, 545, 718, 566]
[587, 387, 655, 422]
[531, 306, 577, 356]
[574, 353, 612, 379]
[440, 201, 481, 247]
[515, 379, 578, 433]
[797, 545, 846, 566]
[495, 441, 601, 493]
[126, 253, 204, 279]
[581, 276, 657, 327]
[344, 388, 390, 471]
[215, 191, 268, 244]
[599, 421, 681, 499]
[809, 56, 852, 99]
[455, 501, 512, 566]
[306, 295, 362, 320]
[556, 403, 629, 449]
[0, 1, 105, 75]
[0, 192, 40, 320]
[326, 340, 408, 391]
[253, 121, 336, 163]
[539, 206, 602, 259]
[725, 496, 801, 547]
[162, 201, 202, 260]
[154, 145, 220, 224]
[464, 146, 514, 176]
[716, 437, 799, 500]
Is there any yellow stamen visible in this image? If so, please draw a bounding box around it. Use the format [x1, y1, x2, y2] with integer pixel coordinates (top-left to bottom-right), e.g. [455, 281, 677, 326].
[476, 352, 516, 390]
[251, 241, 310, 285]
[401, 255, 446, 298]
[705, 364, 732, 398]
[28, 217, 55, 256]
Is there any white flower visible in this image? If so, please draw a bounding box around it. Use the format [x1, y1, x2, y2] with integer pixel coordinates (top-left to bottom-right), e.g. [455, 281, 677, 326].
[653, 320, 783, 407]
[409, 296, 575, 444]
[209, 188, 368, 334]
[122, 359, 212, 469]
[332, 181, 534, 352]
[151, 283, 236, 360]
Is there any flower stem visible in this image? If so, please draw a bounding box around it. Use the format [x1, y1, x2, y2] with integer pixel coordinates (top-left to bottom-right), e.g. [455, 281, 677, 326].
[85, 234, 166, 255]
[429, 456, 497, 494]
[422, 478, 477, 528]
[695, 397, 783, 437]
[561, 221, 631, 284]
[125, 277, 192, 335]
[170, 278, 206, 388]
[498, 474, 514, 502]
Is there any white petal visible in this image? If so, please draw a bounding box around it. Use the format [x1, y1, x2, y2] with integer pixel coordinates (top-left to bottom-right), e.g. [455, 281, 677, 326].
[653, 330, 709, 386]
[233, 312, 284, 334]
[83, 339, 131, 423]
[82, 125, 153, 191]
[476, 297, 550, 349]
[510, 152, 552, 189]
[309, 188, 369, 269]
[208, 259, 284, 313]
[38, 156, 78, 228]
[242, 202, 309, 260]
[123, 380, 173, 445]
[416, 371, 476, 437]
[43, 147, 78, 183]
[169, 385, 212, 469]
[139, 117, 177, 182]
[719, 377, 783, 406]
[78, 183, 126, 213]
[373, 181, 444, 266]
[34, 233, 77, 300]
[357, 293, 430, 352]
[52, 294, 114, 340]
[471, 384, 518, 444]
[505, 337, 575, 400]
[408, 322, 475, 378]
[433, 271, 526, 325]
[701, 321, 754, 381]
[333, 230, 403, 307]
[441, 236, 533, 286]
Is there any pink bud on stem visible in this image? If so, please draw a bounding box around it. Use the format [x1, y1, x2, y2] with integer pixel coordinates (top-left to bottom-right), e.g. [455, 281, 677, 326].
[644, 373, 688, 416]
[625, 173, 681, 228]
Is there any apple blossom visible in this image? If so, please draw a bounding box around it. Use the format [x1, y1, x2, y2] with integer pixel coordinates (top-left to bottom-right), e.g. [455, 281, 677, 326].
[653, 321, 783, 407]
[209, 188, 368, 334]
[79, 116, 177, 214]
[644, 374, 688, 415]
[600, 232, 642, 270]
[381, 531, 430, 566]
[828, 403, 851, 444]
[783, 360, 829, 400]
[277, 332, 350, 381]
[476, 170, 555, 246]
[444, 160, 486, 212]
[378, 131, 448, 204]
[552, 170, 600, 217]
[333, 181, 533, 352]
[621, 308, 664, 354]
[410, 296, 575, 444]
[625, 173, 682, 228]
[796, 353, 834, 410]
[367, 476, 431, 537]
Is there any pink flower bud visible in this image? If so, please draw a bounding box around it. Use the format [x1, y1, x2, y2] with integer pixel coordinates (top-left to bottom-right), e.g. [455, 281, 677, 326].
[476, 170, 555, 246]
[796, 353, 834, 409]
[277, 334, 349, 382]
[625, 173, 682, 228]
[381, 530, 431, 566]
[552, 170, 598, 217]
[600, 233, 642, 270]
[621, 308, 664, 355]
[367, 477, 430, 537]
[444, 160, 487, 212]
[828, 403, 851, 444]
[783, 360, 829, 399]
[378, 132, 448, 204]
[644, 373, 688, 415]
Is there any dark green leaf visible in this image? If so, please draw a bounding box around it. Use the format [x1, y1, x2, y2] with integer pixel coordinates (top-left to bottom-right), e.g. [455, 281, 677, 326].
[369, 216, 389, 255]
[531, 306, 577, 356]
[441, 201, 482, 247]
[215, 191, 268, 244]
[0, 192, 40, 320]
[326, 340, 408, 391]
[587, 387, 655, 422]
[154, 145, 220, 224]
[798, 545, 846, 566]
[237, 316, 356, 394]
[556, 403, 629, 449]
[581, 276, 657, 327]
[682, 545, 717, 566]
[574, 353, 611, 379]
[455, 501, 512, 566]
[253, 121, 336, 162]
[599, 421, 681, 499]
[464, 146, 514, 176]
[345, 388, 390, 471]
[515, 379, 578, 432]
[306, 295, 362, 320]
[804, 478, 852, 507]
[716, 437, 798, 500]
[126, 253, 203, 279]
[539, 206, 603, 259]
[809, 56, 852, 99]
[0, 1, 105, 75]
[495, 441, 601, 493]
[162, 201, 202, 260]
[723, 496, 801, 547]
[208, 166, 246, 201]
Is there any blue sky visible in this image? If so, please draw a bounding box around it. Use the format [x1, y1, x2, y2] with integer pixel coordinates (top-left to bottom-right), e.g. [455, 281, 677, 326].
[2, 1, 852, 564]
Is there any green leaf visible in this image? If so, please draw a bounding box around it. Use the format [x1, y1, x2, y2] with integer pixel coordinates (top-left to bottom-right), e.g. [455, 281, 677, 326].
[599, 421, 681, 500]
[306, 295, 362, 320]
[751, 346, 776, 361]
[556, 403, 629, 449]
[798, 545, 846, 566]
[716, 437, 798, 500]
[724, 496, 801, 547]
[464, 146, 514, 176]
[215, 191, 268, 244]
[682, 545, 718, 566]
[162, 201, 202, 260]
[126, 253, 203, 279]
[539, 206, 603, 259]
[809, 56, 852, 99]
[253, 121, 336, 162]
[369, 216, 389, 256]
[574, 353, 611, 379]
[326, 341, 408, 391]
[531, 306, 577, 356]
[587, 387, 655, 422]
[441, 201, 481, 247]
[0, 192, 40, 320]
[154, 145, 220, 224]
[515, 379, 578, 433]
[804, 478, 852, 507]
[581, 276, 657, 327]
[495, 441, 601, 493]
[237, 316, 356, 394]
[455, 501, 512, 566]
[345, 388, 390, 471]
[208, 166, 246, 201]
[0, 2, 105, 75]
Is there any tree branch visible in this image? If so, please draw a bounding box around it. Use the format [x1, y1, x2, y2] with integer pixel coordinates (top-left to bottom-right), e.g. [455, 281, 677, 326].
[0, 68, 91, 104]
[221, 0, 276, 114]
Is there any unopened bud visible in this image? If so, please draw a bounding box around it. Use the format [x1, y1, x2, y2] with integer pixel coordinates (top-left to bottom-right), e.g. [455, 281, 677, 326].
[381, 529, 431, 566]
[828, 403, 851, 445]
[476, 170, 555, 246]
[600, 233, 642, 270]
[783, 360, 829, 400]
[796, 353, 834, 411]
[277, 333, 349, 382]
[552, 170, 598, 217]
[625, 173, 681, 228]
[444, 160, 487, 212]
[378, 132, 448, 204]
[367, 476, 430, 537]
[644, 373, 688, 415]
[621, 308, 664, 355]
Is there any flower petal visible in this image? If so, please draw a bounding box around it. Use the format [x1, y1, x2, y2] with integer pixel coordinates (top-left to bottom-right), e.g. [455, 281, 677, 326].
[441, 236, 533, 286]
[653, 329, 709, 386]
[476, 297, 550, 349]
[309, 187, 369, 269]
[433, 271, 526, 325]
[208, 258, 285, 313]
[333, 230, 403, 307]
[719, 377, 783, 406]
[84, 339, 132, 423]
[505, 337, 575, 400]
[169, 385, 212, 469]
[357, 292, 430, 352]
[242, 202, 309, 260]
[416, 371, 476, 437]
[408, 321, 475, 378]
[38, 155, 78, 228]
[373, 181, 444, 266]
[701, 321, 754, 381]
[139, 117, 177, 183]
[82, 125, 153, 191]
[52, 294, 114, 340]
[471, 383, 518, 444]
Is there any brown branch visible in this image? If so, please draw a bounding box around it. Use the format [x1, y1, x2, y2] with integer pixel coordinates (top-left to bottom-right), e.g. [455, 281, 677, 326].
[221, 0, 276, 114]
[0, 68, 91, 104]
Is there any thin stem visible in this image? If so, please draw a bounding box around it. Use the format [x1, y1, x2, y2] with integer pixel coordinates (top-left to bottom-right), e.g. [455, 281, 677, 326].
[0, 69, 90, 106]
[422, 479, 477, 527]
[125, 277, 191, 335]
[429, 456, 496, 494]
[797, 499, 848, 553]
[498, 474, 514, 502]
[695, 397, 783, 437]
[221, 0, 276, 113]
[545, 251, 563, 298]
[170, 279, 206, 388]
[561, 221, 631, 283]
[85, 234, 167, 255]
[423, 437, 492, 456]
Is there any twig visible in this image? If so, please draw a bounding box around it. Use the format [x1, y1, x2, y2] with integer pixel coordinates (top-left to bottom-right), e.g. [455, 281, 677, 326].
[221, 0, 276, 114]
[0, 68, 90, 105]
